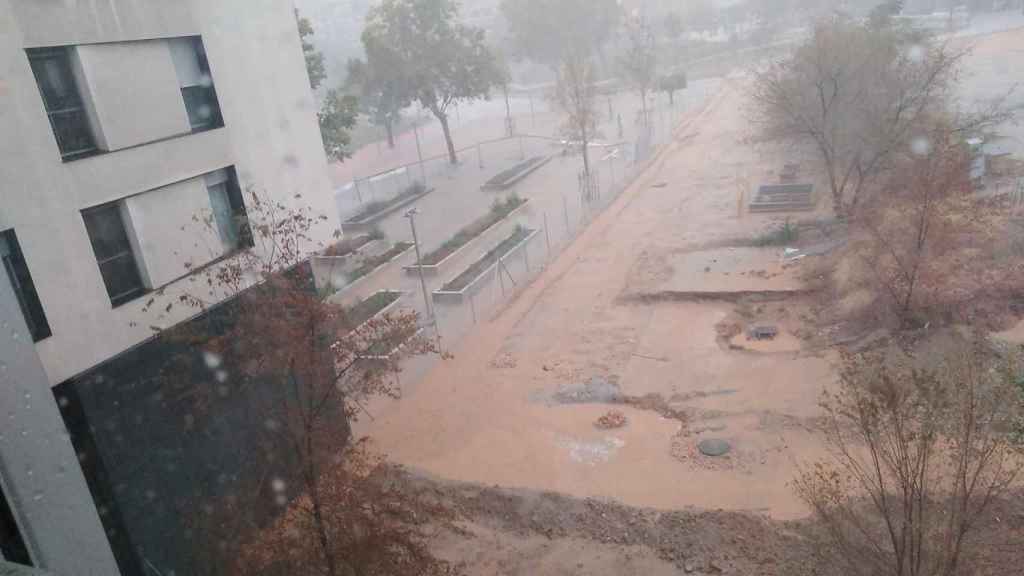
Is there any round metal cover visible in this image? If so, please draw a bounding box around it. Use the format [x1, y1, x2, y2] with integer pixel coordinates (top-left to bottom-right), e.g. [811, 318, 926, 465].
[698, 438, 731, 457]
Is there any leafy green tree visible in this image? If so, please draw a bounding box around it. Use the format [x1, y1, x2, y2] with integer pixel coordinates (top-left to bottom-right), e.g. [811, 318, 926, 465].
[658, 71, 687, 106]
[296, 9, 326, 91]
[319, 90, 359, 162]
[345, 57, 409, 150]
[363, 0, 501, 165]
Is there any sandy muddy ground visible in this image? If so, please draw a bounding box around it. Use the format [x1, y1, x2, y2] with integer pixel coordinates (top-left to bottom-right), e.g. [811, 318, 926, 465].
[339, 26, 1024, 574]
[355, 79, 837, 521]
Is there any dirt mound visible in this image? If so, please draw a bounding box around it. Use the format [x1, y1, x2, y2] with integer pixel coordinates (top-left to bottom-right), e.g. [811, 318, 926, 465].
[389, 468, 818, 575]
[595, 410, 628, 429]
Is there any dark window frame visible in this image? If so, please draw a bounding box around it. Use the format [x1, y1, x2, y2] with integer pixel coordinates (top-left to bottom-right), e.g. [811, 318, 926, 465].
[81, 203, 148, 308]
[223, 167, 253, 250]
[0, 480, 33, 567]
[0, 229, 52, 342]
[178, 37, 223, 133]
[26, 46, 99, 162]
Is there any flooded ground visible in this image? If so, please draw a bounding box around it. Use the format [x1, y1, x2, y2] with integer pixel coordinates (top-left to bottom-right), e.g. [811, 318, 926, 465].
[355, 79, 837, 520]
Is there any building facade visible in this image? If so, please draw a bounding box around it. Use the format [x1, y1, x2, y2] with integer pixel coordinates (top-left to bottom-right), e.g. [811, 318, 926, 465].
[0, 0, 337, 573]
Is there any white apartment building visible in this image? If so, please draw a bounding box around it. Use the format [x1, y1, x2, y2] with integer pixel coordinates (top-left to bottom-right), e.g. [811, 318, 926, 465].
[0, 1, 338, 573]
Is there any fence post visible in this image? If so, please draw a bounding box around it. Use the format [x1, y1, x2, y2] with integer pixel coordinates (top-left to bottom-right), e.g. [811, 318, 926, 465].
[477, 143, 484, 169]
[354, 177, 363, 203]
[497, 255, 505, 296]
[544, 212, 551, 256]
[562, 194, 570, 234]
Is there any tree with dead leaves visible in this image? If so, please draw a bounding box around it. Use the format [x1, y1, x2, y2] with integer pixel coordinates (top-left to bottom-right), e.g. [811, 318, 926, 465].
[795, 341, 1024, 576]
[857, 123, 974, 323]
[149, 191, 437, 576]
[752, 17, 963, 218]
[235, 440, 459, 576]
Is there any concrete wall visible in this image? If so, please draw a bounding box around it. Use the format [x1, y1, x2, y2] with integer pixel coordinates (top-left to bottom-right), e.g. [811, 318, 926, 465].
[0, 0, 336, 385]
[0, 275, 118, 575]
[76, 40, 191, 151]
[123, 176, 226, 288]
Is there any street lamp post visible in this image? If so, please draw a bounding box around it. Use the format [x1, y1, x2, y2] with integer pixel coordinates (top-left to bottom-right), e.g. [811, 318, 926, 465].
[413, 114, 426, 184]
[405, 208, 438, 345]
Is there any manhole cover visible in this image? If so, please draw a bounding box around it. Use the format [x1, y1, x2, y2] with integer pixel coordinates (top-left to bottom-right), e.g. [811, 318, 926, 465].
[698, 438, 731, 457]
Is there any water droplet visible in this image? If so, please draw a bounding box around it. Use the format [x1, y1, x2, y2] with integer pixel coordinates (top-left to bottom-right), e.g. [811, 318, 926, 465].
[911, 136, 931, 156]
[907, 44, 925, 63]
[274, 494, 288, 507]
[57, 396, 69, 408]
[203, 351, 222, 369]
[215, 369, 228, 383]
[271, 478, 286, 492]
[11, 331, 20, 341]
[32, 492, 43, 502]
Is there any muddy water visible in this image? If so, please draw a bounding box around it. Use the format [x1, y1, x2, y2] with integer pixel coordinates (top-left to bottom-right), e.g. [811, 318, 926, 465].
[357, 82, 835, 520]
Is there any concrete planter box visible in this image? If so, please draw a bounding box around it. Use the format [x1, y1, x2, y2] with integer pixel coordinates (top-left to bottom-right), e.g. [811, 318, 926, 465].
[312, 240, 410, 293]
[403, 199, 530, 278]
[335, 243, 415, 295]
[432, 228, 539, 305]
[350, 290, 424, 361]
[343, 187, 436, 233]
[481, 155, 553, 191]
[351, 290, 405, 327]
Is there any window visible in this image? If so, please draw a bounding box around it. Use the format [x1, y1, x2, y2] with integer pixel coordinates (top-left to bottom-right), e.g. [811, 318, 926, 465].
[26, 47, 98, 160]
[82, 204, 146, 307]
[0, 230, 51, 342]
[170, 37, 223, 132]
[205, 168, 253, 252]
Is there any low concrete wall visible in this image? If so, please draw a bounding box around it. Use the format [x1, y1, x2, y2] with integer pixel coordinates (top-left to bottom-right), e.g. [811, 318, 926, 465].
[404, 199, 530, 278]
[432, 229, 539, 305]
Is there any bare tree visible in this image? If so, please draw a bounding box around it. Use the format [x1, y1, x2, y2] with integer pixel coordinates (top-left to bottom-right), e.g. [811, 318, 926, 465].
[752, 17, 964, 217]
[795, 342, 1024, 576]
[621, 15, 659, 127]
[554, 49, 600, 192]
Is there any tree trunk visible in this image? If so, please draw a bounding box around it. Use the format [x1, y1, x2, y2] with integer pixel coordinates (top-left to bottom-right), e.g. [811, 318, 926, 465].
[308, 475, 337, 576]
[581, 125, 591, 182]
[384, 118, 395, 149]
[438, 112, 457, 165]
